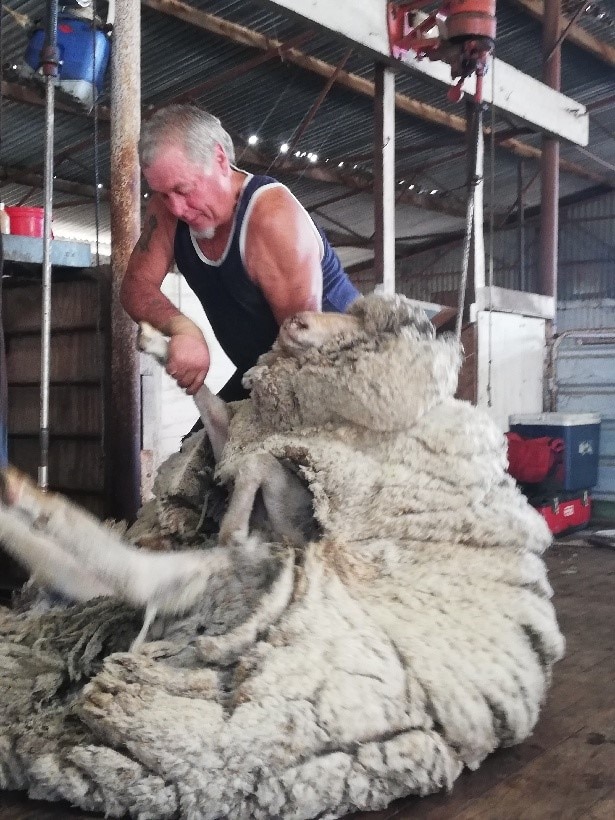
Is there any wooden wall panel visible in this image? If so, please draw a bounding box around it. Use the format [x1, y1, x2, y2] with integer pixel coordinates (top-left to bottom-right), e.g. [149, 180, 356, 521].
[2, 275, 109, 556]
[9, 438, 104, 492]
[2, 280, 101, 333]
[8, 385, 102, 435]
[5, 331, 103, 383]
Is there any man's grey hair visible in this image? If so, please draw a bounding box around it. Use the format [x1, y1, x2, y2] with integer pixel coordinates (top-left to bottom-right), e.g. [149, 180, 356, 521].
[139, 105, 236, 169]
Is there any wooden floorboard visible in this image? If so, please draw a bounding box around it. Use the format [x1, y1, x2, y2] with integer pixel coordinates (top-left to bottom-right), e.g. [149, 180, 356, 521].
[1, 537, 614, 819]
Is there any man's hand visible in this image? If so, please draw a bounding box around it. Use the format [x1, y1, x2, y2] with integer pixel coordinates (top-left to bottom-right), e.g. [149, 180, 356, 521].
[164, 316, 210, 395]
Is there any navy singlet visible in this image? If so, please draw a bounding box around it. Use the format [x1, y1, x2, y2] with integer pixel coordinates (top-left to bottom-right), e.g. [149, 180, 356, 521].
[174, 172, 359, 400]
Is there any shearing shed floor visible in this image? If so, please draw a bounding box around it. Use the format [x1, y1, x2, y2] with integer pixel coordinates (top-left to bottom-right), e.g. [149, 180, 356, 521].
[1, 536, 614, 820]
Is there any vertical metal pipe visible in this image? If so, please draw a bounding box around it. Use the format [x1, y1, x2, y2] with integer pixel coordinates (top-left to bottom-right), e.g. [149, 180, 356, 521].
[109, 0, 141, 520]
[0, 237, 7, 469]
[539, 0, 561, 302]
[373, 63, 396, 294]
[39, 0, 60, 490]
[517, 160, 525, 291]
[472, 116, 485, 291]
[456, 103, 483, 342]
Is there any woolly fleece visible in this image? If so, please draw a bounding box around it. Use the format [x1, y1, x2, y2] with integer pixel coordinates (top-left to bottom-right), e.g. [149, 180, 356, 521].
[0, 294, 564, 819]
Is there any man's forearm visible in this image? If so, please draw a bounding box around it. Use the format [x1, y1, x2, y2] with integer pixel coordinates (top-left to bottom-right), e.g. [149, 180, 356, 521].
[120, 275, 206, 343]
[120, 274, 181, 331]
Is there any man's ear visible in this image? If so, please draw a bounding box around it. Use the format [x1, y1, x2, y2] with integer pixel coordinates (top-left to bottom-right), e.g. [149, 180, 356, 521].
[214, 143, 230, 175]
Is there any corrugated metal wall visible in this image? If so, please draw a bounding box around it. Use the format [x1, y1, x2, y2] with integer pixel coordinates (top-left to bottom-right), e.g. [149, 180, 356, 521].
[557, 193, 615, 302]
[398, 191, 615, 306]
[554, 300, 615, 505]
[558, 299, 615, 332]
[395, 222, 540, 302]
[553, 195, 615, 506]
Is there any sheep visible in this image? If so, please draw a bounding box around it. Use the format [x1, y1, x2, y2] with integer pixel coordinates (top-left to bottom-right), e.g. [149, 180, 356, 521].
[0, 295, 564, 820]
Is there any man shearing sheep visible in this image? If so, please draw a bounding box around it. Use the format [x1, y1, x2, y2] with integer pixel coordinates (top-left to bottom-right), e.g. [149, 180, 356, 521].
[120, 104, 359, 403]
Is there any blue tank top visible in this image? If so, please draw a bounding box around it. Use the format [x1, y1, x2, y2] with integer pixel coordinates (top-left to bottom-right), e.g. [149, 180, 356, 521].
[174, 173, 359, 397]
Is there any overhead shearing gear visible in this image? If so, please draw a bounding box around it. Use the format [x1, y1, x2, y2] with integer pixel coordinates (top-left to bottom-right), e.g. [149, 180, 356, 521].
[388, 1, 496, 102]
[388, 1, 498, 342]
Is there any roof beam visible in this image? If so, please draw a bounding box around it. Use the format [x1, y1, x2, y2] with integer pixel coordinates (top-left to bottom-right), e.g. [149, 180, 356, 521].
[235, 141, 468, 217]
[151, 31, 315, 108]
[509, 0, 615, 67]
[257, 0, 588, 145]
[2, 67, 462, 217]
[142, 0, 471, 132]
[345, 182, 615, 274]
[142, 0, 603, 186]
[0, 165, 108, 199]
[0, 79, 111, 120]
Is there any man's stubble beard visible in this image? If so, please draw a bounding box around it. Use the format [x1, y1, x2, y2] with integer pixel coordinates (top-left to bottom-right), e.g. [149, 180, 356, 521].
[191, 226, 216, 240]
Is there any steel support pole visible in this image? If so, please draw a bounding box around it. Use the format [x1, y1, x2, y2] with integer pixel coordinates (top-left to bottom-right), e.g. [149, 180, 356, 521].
[373, 63, 396, 294]
[539, 0, 561, 302]
[0, 240, 6, 468]
[109, 0, 141, 520]
[38, 0, 59, 489]
[518, 160, 526, 291]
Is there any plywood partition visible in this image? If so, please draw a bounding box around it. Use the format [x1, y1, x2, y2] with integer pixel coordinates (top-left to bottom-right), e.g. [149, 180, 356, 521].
[2, 274, 109, 518]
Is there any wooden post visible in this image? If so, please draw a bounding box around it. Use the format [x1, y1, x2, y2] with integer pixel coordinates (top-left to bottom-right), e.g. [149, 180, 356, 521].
[540, 0, 561, 303]
[109, 0, 141, 521]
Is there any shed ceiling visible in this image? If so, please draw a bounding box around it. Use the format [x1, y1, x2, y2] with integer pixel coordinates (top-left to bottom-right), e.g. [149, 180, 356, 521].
[0, 0, 613, 273]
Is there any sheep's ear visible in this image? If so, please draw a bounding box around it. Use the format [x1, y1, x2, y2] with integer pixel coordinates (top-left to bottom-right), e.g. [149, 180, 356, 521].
[348, 294, 434, 339]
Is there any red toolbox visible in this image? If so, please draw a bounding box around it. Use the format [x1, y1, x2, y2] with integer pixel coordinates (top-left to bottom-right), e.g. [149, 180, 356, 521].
[533, 492, 591, 536]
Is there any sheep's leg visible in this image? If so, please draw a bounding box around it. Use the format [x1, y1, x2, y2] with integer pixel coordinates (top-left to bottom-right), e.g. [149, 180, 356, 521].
[138, 322, 230, 462]
[0, 502, 115, 601]
[131, 602, 158, 651]
[192, 385, 230, 463]
[218, 458, 265, 545]
[219, 454, 312, 546]
[0, 467, 230, 615]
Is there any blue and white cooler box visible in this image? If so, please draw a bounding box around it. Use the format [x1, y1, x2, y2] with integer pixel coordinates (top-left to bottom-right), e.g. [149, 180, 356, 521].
[508, 412, 601, 492]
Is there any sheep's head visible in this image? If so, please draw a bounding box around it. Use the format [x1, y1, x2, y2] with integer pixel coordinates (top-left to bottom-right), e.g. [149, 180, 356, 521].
[277, 311, 363, 356]
[248, 294, 461, 433]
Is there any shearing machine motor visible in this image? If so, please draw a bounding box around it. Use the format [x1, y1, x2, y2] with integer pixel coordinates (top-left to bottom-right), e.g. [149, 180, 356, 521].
[387, 0, 497, 102]
[8, 0, 113, 111]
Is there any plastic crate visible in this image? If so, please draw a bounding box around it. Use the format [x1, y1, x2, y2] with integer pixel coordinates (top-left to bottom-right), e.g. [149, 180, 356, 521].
[509, 412, 600, 492]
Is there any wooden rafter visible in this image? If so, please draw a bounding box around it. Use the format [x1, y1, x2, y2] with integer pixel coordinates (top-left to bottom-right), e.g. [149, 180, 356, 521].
[0, 165, 108, 199]
[509, 0, 615, 67]
[0, 80, 110, 120]
[152, 31, 315, 109]
[2, 62, 465, 217]
[3, 2, 609, 208]
[141, 0, 607, 187]
[234, 140, 468, 217]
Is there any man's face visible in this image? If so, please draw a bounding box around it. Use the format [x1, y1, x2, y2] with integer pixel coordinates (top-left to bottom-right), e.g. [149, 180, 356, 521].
[143, 142, 232, 236]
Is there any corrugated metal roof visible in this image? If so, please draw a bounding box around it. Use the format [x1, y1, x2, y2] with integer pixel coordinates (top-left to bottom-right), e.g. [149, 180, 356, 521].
[0, 0, 613, 266]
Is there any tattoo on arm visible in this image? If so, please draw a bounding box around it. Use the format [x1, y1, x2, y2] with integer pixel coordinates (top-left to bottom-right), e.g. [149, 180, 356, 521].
[138, 214, 158, 252]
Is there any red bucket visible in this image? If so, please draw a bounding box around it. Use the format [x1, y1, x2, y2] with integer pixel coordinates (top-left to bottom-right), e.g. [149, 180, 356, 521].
[5, 206, 46, 238]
